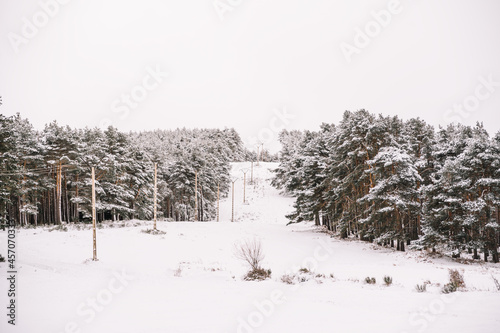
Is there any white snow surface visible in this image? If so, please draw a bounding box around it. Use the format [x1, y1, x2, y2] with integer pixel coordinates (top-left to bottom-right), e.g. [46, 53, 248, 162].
[1, 162, 500, 333]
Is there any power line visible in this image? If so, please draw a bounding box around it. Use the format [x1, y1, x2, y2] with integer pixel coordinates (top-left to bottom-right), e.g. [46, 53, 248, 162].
[0, 166, 80, 177]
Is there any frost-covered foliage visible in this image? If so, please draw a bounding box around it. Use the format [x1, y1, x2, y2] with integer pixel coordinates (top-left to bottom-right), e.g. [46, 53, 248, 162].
[132, 128, 243, 221]
[0, 114, 244, 225]
[272, 110, 500, 262]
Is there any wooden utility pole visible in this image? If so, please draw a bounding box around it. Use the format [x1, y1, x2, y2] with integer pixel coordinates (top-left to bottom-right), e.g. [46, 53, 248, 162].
[231, 178, 237, 222]
[194, 171, 198, 221]
[21, 162, 26, 226]
[217, 182, 220, 222]
[256, 146, 260, 166]
[251, 161, 253, 184]
[153, 163, 157, 230]
[241, 169, 248, 204]
[232, 181, 235, 222]
[91, 167, 97, 261]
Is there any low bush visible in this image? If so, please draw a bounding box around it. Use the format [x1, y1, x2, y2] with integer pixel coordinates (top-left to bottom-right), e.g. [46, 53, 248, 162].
[365, 277, 376, 284]
[449, 269, 465, 288]
[49, 225, 68, 232]
[244, 267, 271, 281]
[141, 228, 166, 235]
[415, 284, 427, 293]
[442, 269, 465, 294]
[281, 274, 294, 285]
[383, 275, 393, 286]
[280, 268, 332, 285]
[442, 283, 457, 294]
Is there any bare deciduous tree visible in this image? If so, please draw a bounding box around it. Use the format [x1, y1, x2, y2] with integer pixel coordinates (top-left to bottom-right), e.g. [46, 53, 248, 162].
[233, 238, 265, 270]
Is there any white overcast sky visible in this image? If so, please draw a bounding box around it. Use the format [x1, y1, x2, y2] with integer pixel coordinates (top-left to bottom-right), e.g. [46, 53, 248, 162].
[1, 0, 500, 152]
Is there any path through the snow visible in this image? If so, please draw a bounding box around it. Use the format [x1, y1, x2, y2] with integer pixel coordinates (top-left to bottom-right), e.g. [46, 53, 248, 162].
[1, 162, 499, 333]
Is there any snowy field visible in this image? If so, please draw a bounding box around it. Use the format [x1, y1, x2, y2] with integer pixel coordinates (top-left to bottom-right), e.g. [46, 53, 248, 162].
[1, 162, 500, 333]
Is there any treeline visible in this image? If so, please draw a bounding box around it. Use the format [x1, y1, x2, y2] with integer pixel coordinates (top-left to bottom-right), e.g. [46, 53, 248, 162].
[0, 113, 246, 226]
[272, 110, 500, 262]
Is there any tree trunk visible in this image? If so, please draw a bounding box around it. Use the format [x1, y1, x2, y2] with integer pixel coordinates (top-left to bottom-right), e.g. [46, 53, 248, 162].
[64, 173, 70, 223]
[53, 187, 58, 224]
[492, 248, 499, 264]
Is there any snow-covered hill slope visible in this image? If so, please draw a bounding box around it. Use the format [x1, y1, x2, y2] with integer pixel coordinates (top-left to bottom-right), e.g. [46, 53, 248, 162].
[1, 162, 499, 333]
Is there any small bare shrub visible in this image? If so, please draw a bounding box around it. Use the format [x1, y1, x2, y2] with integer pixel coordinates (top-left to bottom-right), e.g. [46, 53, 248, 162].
[281, 268, 328, 285]
[383, 275, 393, 286]
[365, 277, 376, 284]
[234, 238, 271, 281]
[234, 238, 265, 270]
[492, 274, 500, 291]
[281, 274, 294, 284]
[415, 284, 427, 293]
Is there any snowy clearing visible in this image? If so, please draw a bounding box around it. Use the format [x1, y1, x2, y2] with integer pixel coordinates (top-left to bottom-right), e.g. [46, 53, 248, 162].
[1, 162, 499, 333]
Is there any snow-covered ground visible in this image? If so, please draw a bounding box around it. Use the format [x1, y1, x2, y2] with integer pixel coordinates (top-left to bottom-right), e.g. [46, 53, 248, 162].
[1, 162, 500, 333]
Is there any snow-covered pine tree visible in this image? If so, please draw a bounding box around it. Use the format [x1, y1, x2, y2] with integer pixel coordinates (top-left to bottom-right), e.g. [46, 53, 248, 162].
[455, 125, 499, 262]
[419, 124, 473, 254]
[322, 110, 387, 239]
[359, 146, 422, 251]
